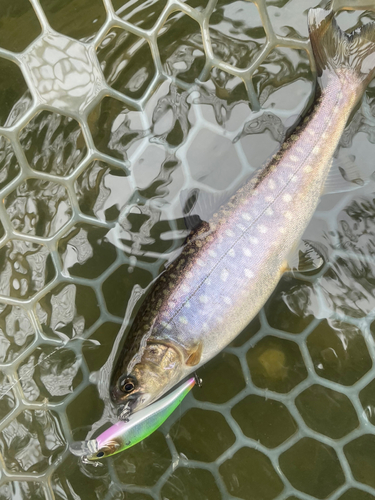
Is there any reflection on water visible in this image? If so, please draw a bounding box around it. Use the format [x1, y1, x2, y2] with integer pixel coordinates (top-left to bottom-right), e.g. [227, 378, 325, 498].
[75, 160, 132, 221]
[88, 96, 149, 161]
[0, 240, 55, 299]
[97, 28, 155, 100]
[18, 347, 82, 402]
[0, 58, 32, 127]
[0, 409, 65, 473]
[0, 481, 45, 500]
[37, 283, 100, 340]
[112, 0, 168, 30]
[22, 32, 105, 113]
[0, 306, 35, 364]
[209, 0, 266, 68]
[0, 137, 21, 190]
[39, 0, 106, 42]
[1, 0, 375, 499]
[20, 110, 87, 176]
[5, 179, 72, 237]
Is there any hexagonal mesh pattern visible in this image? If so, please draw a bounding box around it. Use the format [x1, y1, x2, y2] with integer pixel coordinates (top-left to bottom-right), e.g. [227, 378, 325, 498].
[1, 0, 375, 499]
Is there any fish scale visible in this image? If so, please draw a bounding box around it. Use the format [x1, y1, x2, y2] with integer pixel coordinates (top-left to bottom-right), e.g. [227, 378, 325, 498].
[111, 8, 375, 417]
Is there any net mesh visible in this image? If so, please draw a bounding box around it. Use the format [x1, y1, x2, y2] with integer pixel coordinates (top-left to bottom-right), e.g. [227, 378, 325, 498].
[1, 0, 375, 499]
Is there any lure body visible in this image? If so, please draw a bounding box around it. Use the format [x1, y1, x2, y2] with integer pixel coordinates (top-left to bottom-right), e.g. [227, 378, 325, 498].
[80, 377, 196, 461]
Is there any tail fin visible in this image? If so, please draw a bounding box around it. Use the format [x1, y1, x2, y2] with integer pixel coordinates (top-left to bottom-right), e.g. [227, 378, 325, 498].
[308, 8, 375, 89]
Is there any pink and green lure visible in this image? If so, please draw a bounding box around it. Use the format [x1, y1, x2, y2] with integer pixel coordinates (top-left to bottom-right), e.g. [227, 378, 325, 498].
[77, 377, 196, 461]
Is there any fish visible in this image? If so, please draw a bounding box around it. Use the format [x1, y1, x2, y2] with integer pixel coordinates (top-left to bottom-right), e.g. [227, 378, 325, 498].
[110, 8, 375, 418]
[70, 376, 197, 462]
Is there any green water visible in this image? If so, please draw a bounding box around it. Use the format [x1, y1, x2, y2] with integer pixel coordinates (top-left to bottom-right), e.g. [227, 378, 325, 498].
[1, 0, 375, 499]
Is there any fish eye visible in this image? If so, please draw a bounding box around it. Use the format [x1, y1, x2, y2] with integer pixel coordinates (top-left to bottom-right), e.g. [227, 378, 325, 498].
[119, 376, 136, 394]
[96, 451, 104, 458]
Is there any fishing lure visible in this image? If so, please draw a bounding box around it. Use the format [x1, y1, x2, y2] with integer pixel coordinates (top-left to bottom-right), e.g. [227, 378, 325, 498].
[70, 376, 197, 463]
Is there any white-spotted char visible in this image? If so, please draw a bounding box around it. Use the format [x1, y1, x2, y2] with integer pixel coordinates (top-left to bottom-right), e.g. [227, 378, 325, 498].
[111, 9, 375, 416]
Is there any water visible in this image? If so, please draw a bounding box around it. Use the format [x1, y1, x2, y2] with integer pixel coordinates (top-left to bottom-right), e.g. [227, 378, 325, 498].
[0, 0, 375, 499]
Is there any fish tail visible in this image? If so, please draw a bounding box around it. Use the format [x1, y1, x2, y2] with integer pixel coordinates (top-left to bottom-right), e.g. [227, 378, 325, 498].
[308, 8, 375, 91]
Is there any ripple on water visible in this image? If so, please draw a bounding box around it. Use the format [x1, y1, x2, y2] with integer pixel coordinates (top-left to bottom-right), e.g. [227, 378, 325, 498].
[0, 409, 65, 473]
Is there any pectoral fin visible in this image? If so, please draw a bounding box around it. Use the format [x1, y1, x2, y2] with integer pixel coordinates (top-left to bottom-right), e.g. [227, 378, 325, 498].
[186, 341, 203, 366]
[180, 188, 231, 228]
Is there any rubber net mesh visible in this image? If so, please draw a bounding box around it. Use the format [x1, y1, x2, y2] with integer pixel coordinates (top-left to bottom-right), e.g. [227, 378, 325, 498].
[0, 0, 375, 499]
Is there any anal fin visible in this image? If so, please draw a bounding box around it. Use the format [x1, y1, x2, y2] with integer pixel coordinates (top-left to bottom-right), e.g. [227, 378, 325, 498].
[323, 154, 366, 195]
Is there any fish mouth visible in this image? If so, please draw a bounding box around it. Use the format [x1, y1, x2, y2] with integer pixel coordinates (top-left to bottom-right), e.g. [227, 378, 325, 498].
[114, 392, 152, 420]
[116, 401, 132, 420]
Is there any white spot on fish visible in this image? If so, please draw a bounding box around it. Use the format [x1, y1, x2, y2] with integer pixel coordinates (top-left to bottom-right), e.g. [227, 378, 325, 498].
[244, 268, 254, 278]
[223, 296, 232, 305]
[208, 249, 217, 257]
[197, 259, 205, 267]
[290, 155, 298, 162]
[199, 295, 209, 304]
[182, 284, 190, 293]
[249, 236, 258, 244]
[284, 211, 293, 220]
[291, 176, 298, 183]
[243, 247, 252, 257]
[217, 316, 224, 323]
[237, 223, 246, 231]
[166, 324, 172, 330]
[314, 147, 321, 154]
[304, 165, 312, 173]
[282, 193, 292, 203]
[242, 213, 251, 221]
[279, 227, 286, 234]
[269, 180, 276, 190]
[322, 133, 328, 140]
[179, 316, 188, 324]
[257, 225, 268, 234]
[266, 207, 274, 216]
[308, 129, 315, 135]
[265, 195, 274, 202]
[221, 269, 229, 282]
[226, 229, 235, 237]
[296, 147, 304, 154]
[228, 248, 235, 257]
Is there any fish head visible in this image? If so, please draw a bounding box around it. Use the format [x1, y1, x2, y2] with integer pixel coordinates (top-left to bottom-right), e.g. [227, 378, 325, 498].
[111, 342, 183, 418]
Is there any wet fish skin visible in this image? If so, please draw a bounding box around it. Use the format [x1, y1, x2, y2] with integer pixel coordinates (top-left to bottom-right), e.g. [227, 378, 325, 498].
[111, 9, 375, 416]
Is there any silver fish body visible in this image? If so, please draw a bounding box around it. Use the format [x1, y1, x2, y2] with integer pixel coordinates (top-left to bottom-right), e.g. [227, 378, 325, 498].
[111, 9, 375, 415]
